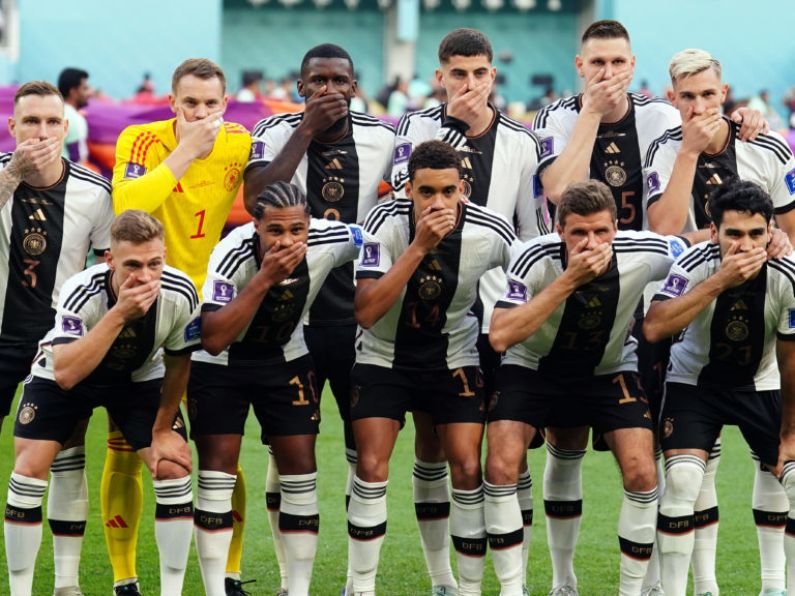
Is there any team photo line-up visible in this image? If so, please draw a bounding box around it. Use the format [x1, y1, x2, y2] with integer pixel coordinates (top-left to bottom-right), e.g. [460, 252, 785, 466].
[1, 16, 795, 596]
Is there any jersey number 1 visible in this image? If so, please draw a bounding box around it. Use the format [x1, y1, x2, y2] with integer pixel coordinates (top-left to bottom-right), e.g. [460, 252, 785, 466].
[190, 209, 207, 239]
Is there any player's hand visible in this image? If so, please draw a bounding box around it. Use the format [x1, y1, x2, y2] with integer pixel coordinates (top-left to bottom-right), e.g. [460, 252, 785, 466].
[413, 205, 457, 253]
[767, 228, 793, 259]
[445, 81, 491, 128]
[7, 137, 61, 180]
[113, 274, 160, 323]
[581, 69, 632, 118]
[681, 106, 723, 156]
[715, 241, 767, 288]
[563, 237, 613, 285]
[774, 435, 795, 479]
[732, 107, 770, 142]
[148, 429, 192, 477]
[301, 85, 349, 135]
[259, 240, 307, 286]
[175, 106, 224, 160]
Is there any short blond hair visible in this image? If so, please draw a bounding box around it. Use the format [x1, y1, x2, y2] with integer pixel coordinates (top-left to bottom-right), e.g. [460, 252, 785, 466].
[111, 210, 164, 245]
[171, 58, 226, 93]
[669, 49, 722, 83]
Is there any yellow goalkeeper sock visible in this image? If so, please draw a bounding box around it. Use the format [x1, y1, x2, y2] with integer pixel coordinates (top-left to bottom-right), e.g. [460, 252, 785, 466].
[101, 431, 144, 583]
[226, 462, 247, 576]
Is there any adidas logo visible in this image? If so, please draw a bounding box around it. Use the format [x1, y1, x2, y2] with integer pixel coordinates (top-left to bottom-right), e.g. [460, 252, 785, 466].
[706, 173, 723, 186]
[427, 260, 442, 272]
[119, 327, 137, 338]
[731, 299, 748, 311]
[325, 158, 343, 170]
[28, 208, 46, 221]
[604, 142, 621, 154]
[585, 296, 602, 308]
[105, 515, 128, 529]
[461, 157, 473, 170]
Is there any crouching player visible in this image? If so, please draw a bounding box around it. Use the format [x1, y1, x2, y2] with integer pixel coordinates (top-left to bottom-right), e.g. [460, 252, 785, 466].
[4, 210, 199, 596]
[486, 180, 689, 595]
[348, 140, 517, 595]
[188, 181, 363, 596]
[642, 181, 795, 596]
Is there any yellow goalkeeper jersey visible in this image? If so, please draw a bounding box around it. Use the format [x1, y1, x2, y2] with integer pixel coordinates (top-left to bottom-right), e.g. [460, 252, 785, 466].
[112, 118, 251, 294]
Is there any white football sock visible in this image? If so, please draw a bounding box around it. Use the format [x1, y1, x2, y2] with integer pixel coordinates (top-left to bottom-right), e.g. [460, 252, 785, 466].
[751, 453, 787, 593]
[348, 476, 387, 594]
[280, 473, 320, 596]
[153, 475, 193, 596]
[692, 440, 720, 595]
[266, 448, 288, 589]
[413, 459, 456, 588]
[544, 443, 585, 590]
[48, 446, 88, 589]
[484, 481, 524, 595]
[5, 473, 48, 596]
[517, 468, 533, 586]
[658, 455, 705, 596]
[451, 485, 486, 595]
[195, 471, 236, 596]
[618, 488, 658, 596]
[642, 449, 665, 591]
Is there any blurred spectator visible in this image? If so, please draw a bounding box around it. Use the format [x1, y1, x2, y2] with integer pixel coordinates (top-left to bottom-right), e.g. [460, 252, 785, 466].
[783, 86, 795, 128]
[375, 77, 399, 109]
[424, 86, 446, 109]
[408, 73, 431, 109]
[387, 77, 409, 117]
[135, 72, 154, 95]
[57, 67, 90, 162]
[748, 89, 785, 130]
[723, 85, 738, 115]
[350, 74, 371, 114]
[236, 70, 263, 103]
[540, 88, 557, 106]
[637, 79, 653, 98]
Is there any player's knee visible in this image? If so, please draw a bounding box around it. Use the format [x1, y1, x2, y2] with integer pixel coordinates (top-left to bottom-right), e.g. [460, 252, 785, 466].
[665, 459, 705, 505]
[621, 456, 657, 492]
[356, 453, 388, 483]
[484, 453, 519, 486]
[448, 456, 481, 489]
[154, 459, 190, 481]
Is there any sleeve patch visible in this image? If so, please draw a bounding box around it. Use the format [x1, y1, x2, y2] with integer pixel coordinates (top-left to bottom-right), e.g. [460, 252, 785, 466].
[506, 280, 528, 302]
[184, 317, 201, 341]
[647, 171, 661, 195]
[212, 280, 235, 303]
[350, 224, 363, 247]
[540, 136, 554, 158]
[786, 168, 795, 195]
[124, 163, 146, 179]
[61, 316, 84, 336]
[394, 142, 411, 165]
[250, 140, 266, 161]
[361, 243, 380, 266]
[662, 273, 688, 297]
[668, 237, 686, 259]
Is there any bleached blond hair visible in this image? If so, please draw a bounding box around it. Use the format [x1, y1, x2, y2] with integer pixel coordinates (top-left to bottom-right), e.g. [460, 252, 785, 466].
[669, 49, 722, 83]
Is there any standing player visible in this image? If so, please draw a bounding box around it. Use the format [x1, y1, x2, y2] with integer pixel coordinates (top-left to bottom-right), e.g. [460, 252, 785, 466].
[4, 210, 199, 596]
[57, 68, 90, 164]
[642, 49, 795, 595]
[532, 21, 766, 594]
[110, 58, 252, 596]
[348, 141, 517, 596]
[243, 44, 393, 595]
[189, 181, 363, 596]
[390, 29, 547, 591]
[641, 182, 795, 596]
[486, 180, 688, 595]
[0, 80, 114, 596]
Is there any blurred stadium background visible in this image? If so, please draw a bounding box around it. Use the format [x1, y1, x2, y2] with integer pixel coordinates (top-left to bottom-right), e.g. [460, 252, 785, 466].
[0, 0, 793, 593]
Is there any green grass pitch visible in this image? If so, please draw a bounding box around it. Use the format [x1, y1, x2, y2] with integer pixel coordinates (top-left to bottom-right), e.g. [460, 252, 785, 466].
[0, 387, 765, 594]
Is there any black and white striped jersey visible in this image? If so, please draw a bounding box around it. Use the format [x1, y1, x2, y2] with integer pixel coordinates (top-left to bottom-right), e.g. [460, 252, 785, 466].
[355, 199, 516, 370]
[533, 93, 681, 231]
[390, 103, 548, 332]
[32, 263, 200, 384]
[642, 118, 795, 231]
[193, 218, 363, 367]
[0, 158, 114, 346]
[653, 242, 795, 390]
[498, 232, 687, 376]
[246, 112, 393, 326]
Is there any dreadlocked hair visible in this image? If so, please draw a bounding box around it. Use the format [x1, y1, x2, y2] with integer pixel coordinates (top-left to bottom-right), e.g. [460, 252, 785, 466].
[253, 181, 310, 219]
